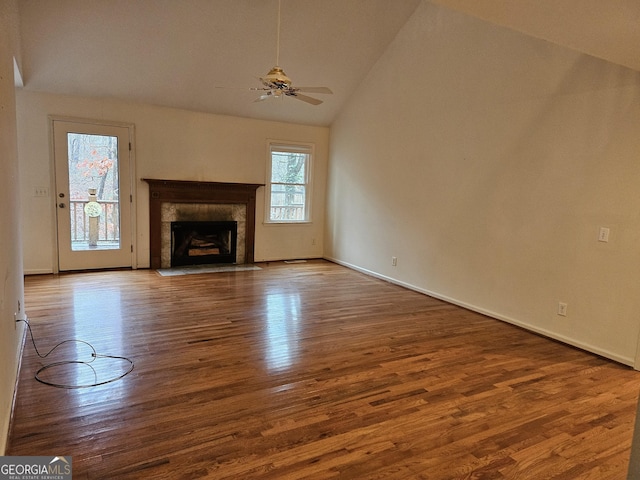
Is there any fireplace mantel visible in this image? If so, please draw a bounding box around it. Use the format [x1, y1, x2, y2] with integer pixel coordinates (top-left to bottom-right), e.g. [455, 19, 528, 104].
[142, 179, 263, 269]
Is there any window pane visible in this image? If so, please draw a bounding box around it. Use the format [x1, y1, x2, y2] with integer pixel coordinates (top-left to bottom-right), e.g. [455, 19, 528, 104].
[271, 152, 307, 184]
[267, 142, 312, 223]
[67, 133, 121, 251]
[270, 185, 306, 221]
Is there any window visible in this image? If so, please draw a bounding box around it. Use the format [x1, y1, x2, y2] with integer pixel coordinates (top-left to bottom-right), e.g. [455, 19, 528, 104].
[265, 142, 313, 223]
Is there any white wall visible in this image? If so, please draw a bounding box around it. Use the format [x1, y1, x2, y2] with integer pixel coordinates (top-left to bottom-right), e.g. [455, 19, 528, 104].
[17, 91, 329, 272]
[0, 0, 26, 454]
[326, 2, 640, 366]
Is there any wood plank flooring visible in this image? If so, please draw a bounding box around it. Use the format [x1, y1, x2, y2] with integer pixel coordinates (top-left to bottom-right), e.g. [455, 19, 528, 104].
[8, 260, 640, 479]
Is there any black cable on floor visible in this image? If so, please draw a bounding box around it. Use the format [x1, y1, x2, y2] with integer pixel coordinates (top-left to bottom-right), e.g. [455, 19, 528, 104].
[17, 318, 134, 389]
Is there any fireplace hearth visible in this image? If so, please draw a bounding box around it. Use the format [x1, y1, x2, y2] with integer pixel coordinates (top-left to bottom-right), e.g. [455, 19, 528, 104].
[171, 221, 237, 266]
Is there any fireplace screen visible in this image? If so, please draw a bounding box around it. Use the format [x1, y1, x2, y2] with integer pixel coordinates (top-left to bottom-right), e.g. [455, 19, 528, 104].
[171, 221, 237, 266]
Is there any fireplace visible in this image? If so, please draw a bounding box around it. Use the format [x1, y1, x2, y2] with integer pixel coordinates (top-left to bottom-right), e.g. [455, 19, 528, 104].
[142, 179, 263, 269]
[171, 221, 237, 266]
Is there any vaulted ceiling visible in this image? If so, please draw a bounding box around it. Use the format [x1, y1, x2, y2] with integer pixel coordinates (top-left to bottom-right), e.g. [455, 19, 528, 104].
[15, 0, 640, 127]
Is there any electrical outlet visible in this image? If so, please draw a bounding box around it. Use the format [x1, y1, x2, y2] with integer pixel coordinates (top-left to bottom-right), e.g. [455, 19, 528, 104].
[391, 256, 397, 266]
[598, 227, 610, 242]
[558, 302, 568, 316]
[15, 300, 26, 323]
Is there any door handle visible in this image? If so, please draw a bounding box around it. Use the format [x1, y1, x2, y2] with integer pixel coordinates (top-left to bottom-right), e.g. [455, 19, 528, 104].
[58, 203, 66, 208]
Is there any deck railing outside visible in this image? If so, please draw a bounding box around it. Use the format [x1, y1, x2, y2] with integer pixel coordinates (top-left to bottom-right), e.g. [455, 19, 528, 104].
[270, 206, 305, 221]
[69, 200, 120, 248]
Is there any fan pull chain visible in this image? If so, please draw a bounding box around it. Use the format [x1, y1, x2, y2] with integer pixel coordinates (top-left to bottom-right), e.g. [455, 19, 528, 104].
[276, 0, 281, 66]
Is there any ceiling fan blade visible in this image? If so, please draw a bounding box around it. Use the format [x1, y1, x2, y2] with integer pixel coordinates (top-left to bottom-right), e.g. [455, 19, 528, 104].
[287, 92, 323, 105]
[215, 85, 256, 91]
[294, 87, 333, 95]
[254, 90, 286, 103]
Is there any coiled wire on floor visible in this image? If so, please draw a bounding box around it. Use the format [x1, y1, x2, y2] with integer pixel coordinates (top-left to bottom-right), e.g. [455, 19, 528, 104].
[17, 318, 134, 389]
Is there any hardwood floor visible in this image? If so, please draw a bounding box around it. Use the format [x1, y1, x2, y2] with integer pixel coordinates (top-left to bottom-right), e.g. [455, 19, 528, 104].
[8, 260, 640, 479]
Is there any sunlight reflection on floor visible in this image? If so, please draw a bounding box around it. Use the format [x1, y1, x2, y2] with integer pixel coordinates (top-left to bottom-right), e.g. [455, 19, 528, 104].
[264, 290, 302, 372]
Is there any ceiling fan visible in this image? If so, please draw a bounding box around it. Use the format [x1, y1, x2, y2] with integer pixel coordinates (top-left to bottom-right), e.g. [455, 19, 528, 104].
[251, 0, 333, 105]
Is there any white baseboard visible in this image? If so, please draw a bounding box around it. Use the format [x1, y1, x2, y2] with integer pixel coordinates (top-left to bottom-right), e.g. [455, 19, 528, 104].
[323, 256, 634, 368]
[2, 321, 27, 455]
[23, 268, 54, 275]
[255, 256, 323, 263]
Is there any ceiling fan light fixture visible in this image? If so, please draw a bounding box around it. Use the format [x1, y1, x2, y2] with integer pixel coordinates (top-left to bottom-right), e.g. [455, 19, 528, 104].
[262, 66, 292, 88]
[215, 1, 331, 106]
[244, 0, 333, 106]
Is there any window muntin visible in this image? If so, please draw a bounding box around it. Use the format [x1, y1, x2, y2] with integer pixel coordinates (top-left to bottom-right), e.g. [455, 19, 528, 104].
[266, 143, 313, 223]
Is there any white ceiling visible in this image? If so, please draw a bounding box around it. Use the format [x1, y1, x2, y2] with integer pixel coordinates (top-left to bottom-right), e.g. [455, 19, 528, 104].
[16, 0, 640, 127]
[16, 0, 422, 126]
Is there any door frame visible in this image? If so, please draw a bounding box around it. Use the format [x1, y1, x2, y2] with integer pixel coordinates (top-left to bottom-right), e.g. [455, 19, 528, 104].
[48, 115, 137, 273]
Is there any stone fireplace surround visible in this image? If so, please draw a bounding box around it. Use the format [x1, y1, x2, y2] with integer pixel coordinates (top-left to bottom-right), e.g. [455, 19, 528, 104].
[142, 179, 263, 269]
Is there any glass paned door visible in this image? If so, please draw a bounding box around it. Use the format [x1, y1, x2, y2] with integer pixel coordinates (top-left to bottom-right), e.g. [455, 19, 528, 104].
[53, 119, 134, 271]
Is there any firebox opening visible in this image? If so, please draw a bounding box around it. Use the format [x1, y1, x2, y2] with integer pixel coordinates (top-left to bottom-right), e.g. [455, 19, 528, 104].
[171, 221, 237, 267]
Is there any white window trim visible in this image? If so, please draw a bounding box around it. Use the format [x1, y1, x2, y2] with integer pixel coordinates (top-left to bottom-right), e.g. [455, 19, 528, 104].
[264, 140, 314, 224]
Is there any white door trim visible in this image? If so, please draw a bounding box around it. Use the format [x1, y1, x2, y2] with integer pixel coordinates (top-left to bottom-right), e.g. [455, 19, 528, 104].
[48, 115, 137, 272]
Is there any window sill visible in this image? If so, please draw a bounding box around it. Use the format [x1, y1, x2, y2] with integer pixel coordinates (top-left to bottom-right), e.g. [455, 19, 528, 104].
[263, 220, 312, 226]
